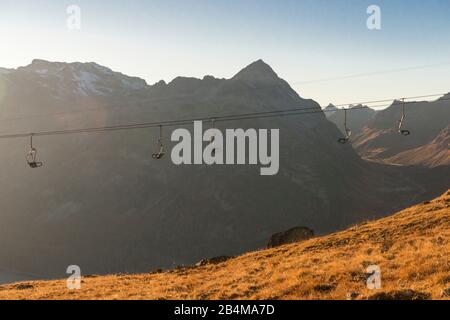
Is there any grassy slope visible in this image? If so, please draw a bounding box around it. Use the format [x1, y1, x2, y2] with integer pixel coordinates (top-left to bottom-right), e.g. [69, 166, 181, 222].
[0, 190, 449, 300]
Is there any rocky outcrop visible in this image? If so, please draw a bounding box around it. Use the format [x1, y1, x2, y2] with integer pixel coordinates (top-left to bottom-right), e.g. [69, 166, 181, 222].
[267, 227, 314, 248]
[195, 256, 232, 267]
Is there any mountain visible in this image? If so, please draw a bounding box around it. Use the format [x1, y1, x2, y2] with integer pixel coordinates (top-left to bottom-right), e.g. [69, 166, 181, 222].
[326, 104, 377, 137]
[323, 104, 338, 117]
[0, 59, 448, 278]
[22, 58, 147, 95]
[232, 59, 281, 84]
[2, 190, 448, 300]
[352, 96, 450, 167]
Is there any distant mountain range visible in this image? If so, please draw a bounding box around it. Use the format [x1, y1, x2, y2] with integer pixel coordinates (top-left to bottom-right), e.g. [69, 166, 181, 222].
[323, 103, 338, 114]
[352, 97, 450, 167]
[324, 94, 450, 168]
[0, 59, 448, 278]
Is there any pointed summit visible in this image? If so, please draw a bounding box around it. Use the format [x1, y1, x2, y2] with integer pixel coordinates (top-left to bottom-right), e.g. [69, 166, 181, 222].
[31, 58, 51, 65]
[323, 103, 339, 118]
[232, 59, 279, 83]
[324, 103, 338, 112]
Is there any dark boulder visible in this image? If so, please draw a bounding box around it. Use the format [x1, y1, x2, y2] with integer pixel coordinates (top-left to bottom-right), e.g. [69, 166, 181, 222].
[195, 256, 232, 267]
[267, 227, 314, 248]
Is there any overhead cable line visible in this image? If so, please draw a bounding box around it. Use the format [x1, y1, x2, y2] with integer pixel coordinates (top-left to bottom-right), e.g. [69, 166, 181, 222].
[0, 91, 444, 124]
[1, 93, 448, 168]
[0, 93, 448, 141]
[294, 62, 450, 85]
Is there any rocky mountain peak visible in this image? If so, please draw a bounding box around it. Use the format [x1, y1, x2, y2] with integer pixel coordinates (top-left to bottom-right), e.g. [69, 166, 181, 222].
[324, 104, 338, 111]
[18, 59, 148, 96]
[232, 59, 279, 83]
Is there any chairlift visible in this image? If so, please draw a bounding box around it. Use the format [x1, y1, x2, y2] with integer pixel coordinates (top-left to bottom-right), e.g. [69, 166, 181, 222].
[338, 109, 352, 144]
[210, 119, 216, 157]
[152, 125, 165, 159]
[398, 98, 410, 136]
[26, 134, 43, 168]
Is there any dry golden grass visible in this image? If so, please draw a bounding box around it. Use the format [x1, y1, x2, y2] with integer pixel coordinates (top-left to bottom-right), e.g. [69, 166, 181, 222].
[1, 190, 449, 300]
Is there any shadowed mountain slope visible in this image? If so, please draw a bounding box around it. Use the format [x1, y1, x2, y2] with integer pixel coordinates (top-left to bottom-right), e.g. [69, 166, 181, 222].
[385, 125, 450, 167]
[352, 96, 450, 167]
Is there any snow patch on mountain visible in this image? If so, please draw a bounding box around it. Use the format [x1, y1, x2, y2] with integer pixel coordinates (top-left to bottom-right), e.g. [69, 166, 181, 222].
[14, 59, 149, 96]
[73, 71, 104, 96]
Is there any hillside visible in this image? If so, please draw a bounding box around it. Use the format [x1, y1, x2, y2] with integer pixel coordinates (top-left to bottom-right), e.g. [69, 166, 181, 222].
[352, 96, 450, 167]
[1, 190, 448, 300]
[385, 126, 450, 167]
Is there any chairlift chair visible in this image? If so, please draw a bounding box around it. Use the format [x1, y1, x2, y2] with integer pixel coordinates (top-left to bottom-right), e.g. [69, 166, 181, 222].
[398, 98, 410, 136]
[152, 125, 165, 160]
[338, 109, 352, 144]
[26, 135, 43, 168]
[210, 119, 216, 156]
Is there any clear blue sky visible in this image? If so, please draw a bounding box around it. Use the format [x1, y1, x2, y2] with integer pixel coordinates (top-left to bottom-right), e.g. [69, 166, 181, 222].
[1, 0, 449, 105]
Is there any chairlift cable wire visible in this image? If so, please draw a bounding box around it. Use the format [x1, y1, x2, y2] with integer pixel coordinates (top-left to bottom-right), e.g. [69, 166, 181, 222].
[0, 94, 448, 140]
